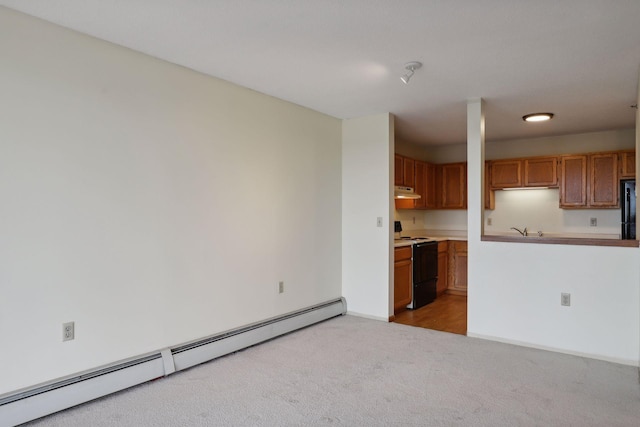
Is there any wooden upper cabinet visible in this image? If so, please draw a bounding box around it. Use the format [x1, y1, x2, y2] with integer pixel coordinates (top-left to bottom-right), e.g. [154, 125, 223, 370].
[395, 157, 460, 210]
[490, 156, 558, 189]
[394, 154, 403, 186]
[430, 162, 466, 210]
[395, 150, 626, 211]
[434, 165, 444, 208]
[589, 153, 618, 207]
[560, 153, 619, 208]
[441, 163, 466, 209]
[394, 154, 416, 188]
[485, 162, 495, 210]
[413, 160, 426, 209]
[620, 150, 636, 179]
[395, 154, 441, 210]
[424, 162, 438, 209]
[525, 157, 558, 187]
[403, 157, 415, 188]
[560, 155, 588, 207]
[395, 158, 434, 210]
[490, 160, 522, 188]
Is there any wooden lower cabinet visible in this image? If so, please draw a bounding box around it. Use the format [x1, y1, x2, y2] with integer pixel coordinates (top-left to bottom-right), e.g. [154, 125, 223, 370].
[394, 246, 412, 312]
[436, 241, 448, 296]
[447, 241, 468, 295]
[395, 240, 467, 310]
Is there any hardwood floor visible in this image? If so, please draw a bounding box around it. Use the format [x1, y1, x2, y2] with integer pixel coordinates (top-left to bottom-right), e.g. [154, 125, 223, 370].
[394, 293, 467, 335]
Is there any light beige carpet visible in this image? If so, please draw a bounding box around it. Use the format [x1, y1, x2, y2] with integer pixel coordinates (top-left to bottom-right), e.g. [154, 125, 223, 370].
[23, 315, 640, 426]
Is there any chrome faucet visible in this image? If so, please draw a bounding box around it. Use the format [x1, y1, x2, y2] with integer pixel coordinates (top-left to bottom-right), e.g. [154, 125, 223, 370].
[511, 227, 527, 237]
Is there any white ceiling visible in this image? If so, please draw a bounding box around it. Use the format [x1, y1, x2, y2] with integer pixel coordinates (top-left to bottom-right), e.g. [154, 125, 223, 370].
[2, 0, 640, 146]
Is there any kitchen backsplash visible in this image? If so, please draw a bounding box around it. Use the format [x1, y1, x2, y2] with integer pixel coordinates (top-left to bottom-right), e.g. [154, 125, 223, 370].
[395, 209, 468, 232]
[487, 188, 620, 236]
[394, 209, 427, 231]
[396, 188, 622, 238]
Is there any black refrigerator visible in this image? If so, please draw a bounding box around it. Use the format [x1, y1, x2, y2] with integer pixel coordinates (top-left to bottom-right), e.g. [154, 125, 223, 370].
[621, 179, 636, 240]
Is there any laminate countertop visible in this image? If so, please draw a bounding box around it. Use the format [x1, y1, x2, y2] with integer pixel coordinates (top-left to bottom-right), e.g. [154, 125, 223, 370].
[392, 230, 638, 248]
[482, 234, 639, 248]
[393, 234, 467, 248]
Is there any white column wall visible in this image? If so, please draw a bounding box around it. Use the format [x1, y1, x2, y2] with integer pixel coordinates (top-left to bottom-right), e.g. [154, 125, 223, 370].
[342, 114, 394, 320]
[467, 98, 484, 345]
[467, 98, 485, 241]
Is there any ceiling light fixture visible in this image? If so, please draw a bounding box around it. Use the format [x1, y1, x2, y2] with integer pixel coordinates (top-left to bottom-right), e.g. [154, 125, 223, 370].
[400, 61, 422, 84]
[522, 113, 554, 122]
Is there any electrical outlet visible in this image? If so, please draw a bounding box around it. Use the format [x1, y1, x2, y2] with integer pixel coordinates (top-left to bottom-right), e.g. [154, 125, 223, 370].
[412, 216, 416, 224]
[590, 217, 597, 227]
[278, 281, 284, 294]
[561, 293, 571, 307]
[487, 218, 492, 226]
[62, 322, 75, 341]
[376, 217, 383, 227]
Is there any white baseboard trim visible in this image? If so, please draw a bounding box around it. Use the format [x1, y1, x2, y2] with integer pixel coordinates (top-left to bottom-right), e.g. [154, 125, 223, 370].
[346, 311, 389, 322]
[0, 297, 347, 427]
[466, 331, 639, 367]
[0, 354, 165, 427]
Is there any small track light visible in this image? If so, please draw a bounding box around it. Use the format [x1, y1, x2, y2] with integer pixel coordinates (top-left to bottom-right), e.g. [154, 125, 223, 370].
[400, 61, 422, 84]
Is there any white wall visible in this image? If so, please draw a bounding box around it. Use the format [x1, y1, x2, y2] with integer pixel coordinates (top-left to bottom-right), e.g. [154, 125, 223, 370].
[0, 7, 342, 394]
[342, 114, 394, 320]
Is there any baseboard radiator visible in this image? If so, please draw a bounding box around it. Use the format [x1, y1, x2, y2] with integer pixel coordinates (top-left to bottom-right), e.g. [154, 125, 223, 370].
[0, 297, 347, 427]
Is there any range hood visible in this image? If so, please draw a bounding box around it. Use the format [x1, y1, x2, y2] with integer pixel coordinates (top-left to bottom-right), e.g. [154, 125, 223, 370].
[394, 186, 421, 200]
